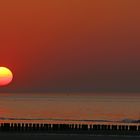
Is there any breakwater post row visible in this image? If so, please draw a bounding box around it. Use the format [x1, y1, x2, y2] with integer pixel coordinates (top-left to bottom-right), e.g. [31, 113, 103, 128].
[0, 123, 140, 135]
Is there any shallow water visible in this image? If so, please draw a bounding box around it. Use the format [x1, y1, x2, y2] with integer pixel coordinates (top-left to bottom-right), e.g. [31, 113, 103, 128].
[0, 93, 140, 124]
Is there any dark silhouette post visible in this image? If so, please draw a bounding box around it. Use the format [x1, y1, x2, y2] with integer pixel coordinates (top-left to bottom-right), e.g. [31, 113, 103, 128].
[0, 123, 139, 135]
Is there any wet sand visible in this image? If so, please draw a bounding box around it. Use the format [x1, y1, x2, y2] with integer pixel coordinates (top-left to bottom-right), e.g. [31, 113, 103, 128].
[0, 133, 140, 140]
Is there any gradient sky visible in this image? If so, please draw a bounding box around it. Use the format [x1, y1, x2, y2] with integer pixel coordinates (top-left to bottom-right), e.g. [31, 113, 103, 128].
[0, 0, 140, 93]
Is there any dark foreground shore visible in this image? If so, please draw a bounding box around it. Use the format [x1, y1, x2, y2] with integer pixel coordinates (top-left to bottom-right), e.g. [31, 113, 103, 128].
[0, 123, 140, 140]
[0, 133, 140, 140]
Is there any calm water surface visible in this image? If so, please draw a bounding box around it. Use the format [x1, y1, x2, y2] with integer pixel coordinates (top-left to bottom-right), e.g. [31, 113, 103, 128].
[0, 93, 140, 124]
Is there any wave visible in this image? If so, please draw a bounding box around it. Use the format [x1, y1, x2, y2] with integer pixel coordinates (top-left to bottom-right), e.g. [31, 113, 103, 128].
[0, 117, 113, 122]
[0, 117, 140, 123]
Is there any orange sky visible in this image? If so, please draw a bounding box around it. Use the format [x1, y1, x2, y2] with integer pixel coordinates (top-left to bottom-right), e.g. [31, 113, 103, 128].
[0, 0, 140, 92]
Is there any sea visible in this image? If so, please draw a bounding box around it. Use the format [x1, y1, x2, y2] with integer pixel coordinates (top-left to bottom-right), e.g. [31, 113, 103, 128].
[0, 92, 140, 125]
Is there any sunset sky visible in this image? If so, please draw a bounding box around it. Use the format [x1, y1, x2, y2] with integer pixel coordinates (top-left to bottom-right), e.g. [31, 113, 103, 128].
[0, 0, 140, 93]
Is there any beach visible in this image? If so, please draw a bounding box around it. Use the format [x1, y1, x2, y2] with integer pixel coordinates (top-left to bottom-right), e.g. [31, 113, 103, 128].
[0, 133, 140, 140]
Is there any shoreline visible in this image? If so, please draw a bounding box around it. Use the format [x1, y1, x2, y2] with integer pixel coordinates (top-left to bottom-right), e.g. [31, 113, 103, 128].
[0, 123, 140, 136]
[0, 133, 140, 140]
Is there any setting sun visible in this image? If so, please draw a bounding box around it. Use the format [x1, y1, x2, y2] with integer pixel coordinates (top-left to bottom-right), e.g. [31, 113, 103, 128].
[0, 67, 13, 86]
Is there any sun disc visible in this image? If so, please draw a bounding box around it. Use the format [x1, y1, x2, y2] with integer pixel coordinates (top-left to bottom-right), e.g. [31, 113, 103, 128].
[0, 67, 13, 86]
